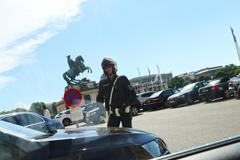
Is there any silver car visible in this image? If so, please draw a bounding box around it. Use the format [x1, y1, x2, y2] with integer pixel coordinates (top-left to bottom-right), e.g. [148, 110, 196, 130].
[0, 112, 64, 133]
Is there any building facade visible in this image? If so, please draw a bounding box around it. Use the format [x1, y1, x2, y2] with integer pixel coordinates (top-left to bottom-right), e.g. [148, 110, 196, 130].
[130, 73, 173, 93]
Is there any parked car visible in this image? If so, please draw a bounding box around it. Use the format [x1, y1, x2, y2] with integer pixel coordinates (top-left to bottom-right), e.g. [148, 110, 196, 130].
[143, 89, 174, 110]
[167, 82, 205, 107]
[228, 76, 240, 99]
[137, 91, 155, 106]
[198, 77, 230, 102]
[82, 102, 106, 125]
[55, 107, 84, 126]
[0, 112, 64, 133]
[0, 120, 170, 160]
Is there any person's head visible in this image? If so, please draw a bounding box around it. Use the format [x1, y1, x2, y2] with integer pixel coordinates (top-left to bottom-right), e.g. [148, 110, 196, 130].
[43, 105, 47, 110]
[101, 58, 117, 78]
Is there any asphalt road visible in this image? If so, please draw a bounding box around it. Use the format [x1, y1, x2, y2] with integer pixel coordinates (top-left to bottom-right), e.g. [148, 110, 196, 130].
[69, 98, 240, 153]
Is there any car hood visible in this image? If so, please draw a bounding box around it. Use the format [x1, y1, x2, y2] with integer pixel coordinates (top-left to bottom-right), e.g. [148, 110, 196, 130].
[34, 127, 157, 147]
[31, 127, 159, 157]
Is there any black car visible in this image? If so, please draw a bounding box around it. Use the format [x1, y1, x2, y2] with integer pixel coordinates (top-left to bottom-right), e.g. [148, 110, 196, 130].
[167, 82, 205, 107]
[198, 77, 230, 102]
[0, 120, 170, 160]
[143, 89, 174, 110]
[0, 112, 64, 133]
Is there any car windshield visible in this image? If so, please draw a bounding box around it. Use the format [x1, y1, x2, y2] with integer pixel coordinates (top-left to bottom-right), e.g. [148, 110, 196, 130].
[1, 1, 240, 160]
[180, 83, 196, 92]
[150, 91, 162, 98]
[207, 80, 221, 86]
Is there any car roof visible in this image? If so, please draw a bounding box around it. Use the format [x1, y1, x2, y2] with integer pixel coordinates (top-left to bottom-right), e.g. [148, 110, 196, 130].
[0, 112, 41, 119]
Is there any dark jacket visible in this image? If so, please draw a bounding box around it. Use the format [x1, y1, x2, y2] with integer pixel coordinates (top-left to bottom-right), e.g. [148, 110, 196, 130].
[97, 75, 137, 112]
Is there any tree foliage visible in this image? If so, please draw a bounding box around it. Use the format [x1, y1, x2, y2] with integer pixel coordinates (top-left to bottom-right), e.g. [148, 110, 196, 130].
[213, 64, 240, 79]
[168, 77, 185, 89]
[0, 107, 28, 115]
[30, 102, 45, 115]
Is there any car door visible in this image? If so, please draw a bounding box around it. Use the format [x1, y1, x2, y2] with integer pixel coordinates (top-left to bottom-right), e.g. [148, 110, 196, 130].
[15, 114, 49, 133]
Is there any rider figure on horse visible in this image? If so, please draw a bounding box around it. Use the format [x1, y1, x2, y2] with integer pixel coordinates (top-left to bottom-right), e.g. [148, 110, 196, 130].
[63, 55, 92, 85]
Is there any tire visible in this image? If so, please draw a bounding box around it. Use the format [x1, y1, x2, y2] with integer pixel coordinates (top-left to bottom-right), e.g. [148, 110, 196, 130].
[234, 86, 240, 99]
[224, 90, 230, 99]
[205, 98, 211, 103]
[132, 106, 139, 116]
[62, 118, 71, 126]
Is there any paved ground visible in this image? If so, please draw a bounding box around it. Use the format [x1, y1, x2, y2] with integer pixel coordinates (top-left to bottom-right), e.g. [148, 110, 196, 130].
[68, 98, 240, 153]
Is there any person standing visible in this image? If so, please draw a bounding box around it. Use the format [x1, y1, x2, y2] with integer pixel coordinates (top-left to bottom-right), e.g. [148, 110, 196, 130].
[43, 105, 51, 119]
[97, 58, 137, 128]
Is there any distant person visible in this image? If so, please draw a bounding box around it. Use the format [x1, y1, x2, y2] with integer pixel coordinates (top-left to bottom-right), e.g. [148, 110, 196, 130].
[97, 58, 137, 128]
[43, 105, 51, 119]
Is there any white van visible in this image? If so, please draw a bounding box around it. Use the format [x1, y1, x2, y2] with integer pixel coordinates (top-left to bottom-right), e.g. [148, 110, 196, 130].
[55, 107, 84, 126]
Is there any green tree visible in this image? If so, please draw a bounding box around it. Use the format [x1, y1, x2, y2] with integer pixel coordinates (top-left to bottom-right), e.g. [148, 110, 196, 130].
[234, 68, 240, 76]
[168, 77, 184, 89]
[214, 70, 226, 79]
[183, 77, 193, 86]
[30, 102, 45, 115]
[213, 64, 239, 78]
[0, 107, 28, 115]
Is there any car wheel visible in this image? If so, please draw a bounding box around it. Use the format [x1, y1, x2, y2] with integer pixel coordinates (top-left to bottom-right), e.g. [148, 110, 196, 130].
[234, 86, 240, 99]
[62, 118, 71, 126]
[132, 106, 139, 116]
[224, 90, 230, 99]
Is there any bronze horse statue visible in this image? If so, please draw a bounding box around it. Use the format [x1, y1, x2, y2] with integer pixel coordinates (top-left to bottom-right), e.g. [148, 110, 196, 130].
[63, 55, 92, 85]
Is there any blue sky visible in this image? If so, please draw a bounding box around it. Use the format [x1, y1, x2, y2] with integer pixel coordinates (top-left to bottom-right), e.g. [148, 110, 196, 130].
[0, 0, 240, 111]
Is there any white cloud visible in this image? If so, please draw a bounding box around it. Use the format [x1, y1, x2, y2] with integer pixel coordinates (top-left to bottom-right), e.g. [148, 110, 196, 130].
[0, 0, 86, 87]
[0, 76, 16, 90]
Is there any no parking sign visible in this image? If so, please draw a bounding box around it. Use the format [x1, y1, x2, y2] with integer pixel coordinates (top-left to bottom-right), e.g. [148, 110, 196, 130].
[64, 88, 83, 108]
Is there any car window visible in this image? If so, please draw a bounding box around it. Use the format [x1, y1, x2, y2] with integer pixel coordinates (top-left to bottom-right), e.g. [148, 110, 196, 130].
[142, 92, 154, 97]
[165, 90, 173, 95]
[142, 140, 164, 157]
[15, 114, 43, 126]
[1, 116, 18, 125]
[65, 110, 70, 114]
[195, 83, 202, 89]
[221, 77, 230, 83]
